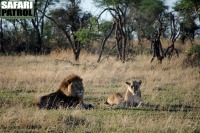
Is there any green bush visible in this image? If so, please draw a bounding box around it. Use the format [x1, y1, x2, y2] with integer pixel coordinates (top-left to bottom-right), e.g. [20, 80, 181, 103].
[183, 44, 200, 67]
[187, 44, 200, 57]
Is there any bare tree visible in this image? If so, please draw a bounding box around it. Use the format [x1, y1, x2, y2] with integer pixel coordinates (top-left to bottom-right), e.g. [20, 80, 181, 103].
[151, 12, 180, 63]
[164, 12, 180, 59]
[39, 0, 91, 60]
[32, 0, 58, 54]
[96, 0, 130, 63]
[150, 14, 165, 63]
[97, 21, 116, 62]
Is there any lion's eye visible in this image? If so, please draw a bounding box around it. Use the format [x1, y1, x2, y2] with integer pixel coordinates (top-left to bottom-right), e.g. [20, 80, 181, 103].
[131, 85, 134, 88]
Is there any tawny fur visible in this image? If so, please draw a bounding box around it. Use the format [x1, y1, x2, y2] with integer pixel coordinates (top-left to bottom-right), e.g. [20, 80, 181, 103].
[106, 80, 143, 107]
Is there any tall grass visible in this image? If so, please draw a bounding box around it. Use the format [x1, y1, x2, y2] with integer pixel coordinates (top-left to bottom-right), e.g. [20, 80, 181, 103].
[0, 51, 199, 132]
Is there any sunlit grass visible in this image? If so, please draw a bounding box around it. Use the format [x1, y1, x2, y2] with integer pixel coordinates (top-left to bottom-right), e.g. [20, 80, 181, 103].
[0, 51, 199, 132]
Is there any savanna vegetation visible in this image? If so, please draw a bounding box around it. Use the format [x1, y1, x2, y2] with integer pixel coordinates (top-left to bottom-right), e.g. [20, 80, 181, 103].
[0, 0, 200, 132]
[0, 50, 199, 132]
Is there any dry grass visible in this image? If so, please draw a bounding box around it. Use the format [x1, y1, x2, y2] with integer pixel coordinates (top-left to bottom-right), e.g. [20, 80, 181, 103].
[0, 51, 199, 132]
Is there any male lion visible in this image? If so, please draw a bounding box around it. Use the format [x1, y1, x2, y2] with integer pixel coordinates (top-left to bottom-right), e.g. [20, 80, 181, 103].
[35, 74, 92, 109]
[105, 80, 143, 107]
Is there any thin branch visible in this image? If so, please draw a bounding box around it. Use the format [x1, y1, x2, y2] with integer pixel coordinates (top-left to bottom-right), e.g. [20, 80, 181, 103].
[99, 44, 117, 63]
[97, 22, 116, 62]
[37, 9, 76, 52]
[97, 7, 116, 20]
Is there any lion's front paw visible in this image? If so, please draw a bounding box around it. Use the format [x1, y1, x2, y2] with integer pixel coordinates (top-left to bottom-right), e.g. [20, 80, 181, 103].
[83, 104, 93, 109]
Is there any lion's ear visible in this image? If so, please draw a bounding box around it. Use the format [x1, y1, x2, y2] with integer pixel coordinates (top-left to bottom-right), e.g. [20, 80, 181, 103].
[65, 80, 72, 86]
[139, 80, 142, 85]
[125, 82, 131, 86]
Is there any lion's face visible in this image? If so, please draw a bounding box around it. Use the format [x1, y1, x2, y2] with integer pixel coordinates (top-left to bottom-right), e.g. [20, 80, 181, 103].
[67, 80, 84, 98]
[59, 75, 85, 99]
[132, 80, 142, 92]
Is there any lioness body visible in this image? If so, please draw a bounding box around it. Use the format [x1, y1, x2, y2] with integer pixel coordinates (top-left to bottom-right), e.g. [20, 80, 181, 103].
[106, 80, 143, 107]
[123, 88, 143, 107]
[106, 93, 124, 105]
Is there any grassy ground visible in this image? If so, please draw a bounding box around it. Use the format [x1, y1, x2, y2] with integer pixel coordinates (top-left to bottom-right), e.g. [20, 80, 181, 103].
[0, 51, 199, 132]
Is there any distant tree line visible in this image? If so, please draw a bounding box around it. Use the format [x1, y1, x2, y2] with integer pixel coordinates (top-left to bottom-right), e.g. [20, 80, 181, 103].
[0, 0, 199, 62]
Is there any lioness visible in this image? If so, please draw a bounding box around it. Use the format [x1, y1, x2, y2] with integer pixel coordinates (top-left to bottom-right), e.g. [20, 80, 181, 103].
[105, 80, 143, 107]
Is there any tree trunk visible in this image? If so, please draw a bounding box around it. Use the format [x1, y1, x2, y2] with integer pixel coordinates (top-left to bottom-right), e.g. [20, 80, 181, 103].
[115, 22, 123, 60]
[97, 22, 116, 62]
[74, 49, 80, 61]
[0, 19, 5, 54]
[31, 0, 42, 54]
[122, 32, 127, 62]
[31, 19, 42, 54]
[74, 40, 81, 61]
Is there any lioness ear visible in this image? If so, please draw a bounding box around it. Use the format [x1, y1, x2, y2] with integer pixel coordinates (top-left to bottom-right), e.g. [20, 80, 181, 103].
[139, 80, 142, 85]
[125, 82, 131, 86]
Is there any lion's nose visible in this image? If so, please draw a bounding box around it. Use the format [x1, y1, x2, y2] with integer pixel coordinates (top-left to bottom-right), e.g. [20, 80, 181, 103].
[77, 93, 83, 96]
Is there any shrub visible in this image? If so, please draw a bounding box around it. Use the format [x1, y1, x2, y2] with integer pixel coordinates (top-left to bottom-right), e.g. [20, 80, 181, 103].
[183, 44, 200, 67]
[187, 44, 200, 58]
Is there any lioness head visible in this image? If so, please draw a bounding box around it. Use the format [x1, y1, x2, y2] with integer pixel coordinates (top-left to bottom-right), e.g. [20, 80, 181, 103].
[59, 74, 84, 99]
[125, 80, 142, 95]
